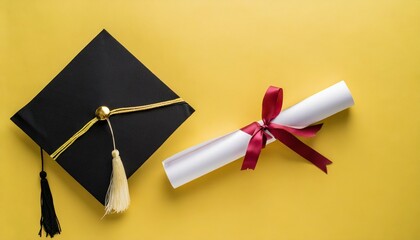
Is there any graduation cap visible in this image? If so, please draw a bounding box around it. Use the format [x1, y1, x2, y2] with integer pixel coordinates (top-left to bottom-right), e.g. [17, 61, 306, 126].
[11, 30, 194, 236]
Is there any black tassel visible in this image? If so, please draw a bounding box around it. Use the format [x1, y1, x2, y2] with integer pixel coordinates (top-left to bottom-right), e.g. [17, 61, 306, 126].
[39, 148, 61, 238]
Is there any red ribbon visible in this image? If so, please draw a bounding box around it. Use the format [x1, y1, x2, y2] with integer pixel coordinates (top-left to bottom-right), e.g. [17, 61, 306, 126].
[240, 86, 332, 173]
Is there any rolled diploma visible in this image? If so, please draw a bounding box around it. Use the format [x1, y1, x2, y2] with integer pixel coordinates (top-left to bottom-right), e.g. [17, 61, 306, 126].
[163, 81, 354, 188]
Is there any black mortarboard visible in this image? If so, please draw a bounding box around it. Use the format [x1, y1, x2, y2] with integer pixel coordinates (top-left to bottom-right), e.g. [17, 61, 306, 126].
[11, 29, 194, 235]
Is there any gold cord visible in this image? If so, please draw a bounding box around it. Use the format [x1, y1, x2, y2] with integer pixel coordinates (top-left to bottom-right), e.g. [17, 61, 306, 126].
[51, 98, 185, 160]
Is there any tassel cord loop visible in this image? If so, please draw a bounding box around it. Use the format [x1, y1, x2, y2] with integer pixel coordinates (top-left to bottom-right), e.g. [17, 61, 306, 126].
[106, 118, 117, 150]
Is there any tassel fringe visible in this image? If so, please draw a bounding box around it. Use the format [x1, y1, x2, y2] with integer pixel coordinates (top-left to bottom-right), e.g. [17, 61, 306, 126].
[104, 150, 130, 215]
[39, 170, 61, 237]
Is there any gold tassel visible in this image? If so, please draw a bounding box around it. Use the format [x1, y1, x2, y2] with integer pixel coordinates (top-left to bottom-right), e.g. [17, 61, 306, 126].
[95, 107, 130, 216]
[104, 149, 130, 215]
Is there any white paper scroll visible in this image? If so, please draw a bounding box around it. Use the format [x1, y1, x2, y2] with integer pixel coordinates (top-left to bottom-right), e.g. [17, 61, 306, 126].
[163, 81, 354, 188]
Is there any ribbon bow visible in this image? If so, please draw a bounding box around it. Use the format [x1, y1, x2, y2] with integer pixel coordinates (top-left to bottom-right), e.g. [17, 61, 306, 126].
[241, 86, 332, 173]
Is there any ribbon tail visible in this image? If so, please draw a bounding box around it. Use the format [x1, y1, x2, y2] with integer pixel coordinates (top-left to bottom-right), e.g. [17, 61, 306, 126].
[241, 131, 265, 170]
[270, 129, 332, 173]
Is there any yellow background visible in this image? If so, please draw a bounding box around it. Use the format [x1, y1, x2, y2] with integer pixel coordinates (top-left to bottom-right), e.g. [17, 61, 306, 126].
[1, 0, 419, 239]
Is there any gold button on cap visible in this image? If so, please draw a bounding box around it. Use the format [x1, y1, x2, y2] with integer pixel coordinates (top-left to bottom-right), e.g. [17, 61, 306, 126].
[95, 106, 110, 120]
